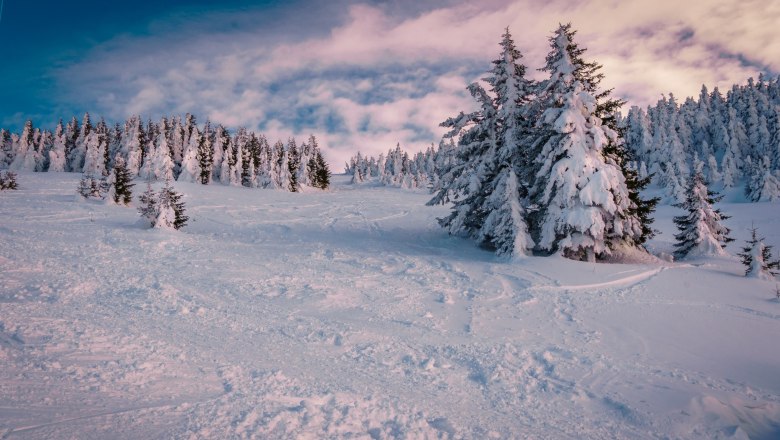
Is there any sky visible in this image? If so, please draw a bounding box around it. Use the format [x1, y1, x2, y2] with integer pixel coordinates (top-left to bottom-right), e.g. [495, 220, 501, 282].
[1, 0, 778, 166]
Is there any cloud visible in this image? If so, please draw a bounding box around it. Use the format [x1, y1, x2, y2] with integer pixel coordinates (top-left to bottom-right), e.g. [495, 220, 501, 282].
[52, 0, 779, 167]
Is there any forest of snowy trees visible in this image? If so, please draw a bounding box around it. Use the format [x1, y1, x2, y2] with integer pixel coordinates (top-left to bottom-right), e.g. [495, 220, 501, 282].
[0, 114, 331, 191]
[622, 76, 780, 203]
[344, 140, 454, 190]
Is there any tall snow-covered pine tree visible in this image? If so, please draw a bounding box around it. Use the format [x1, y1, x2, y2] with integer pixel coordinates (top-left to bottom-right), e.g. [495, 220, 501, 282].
[531, 24, 640, 261]
[673, 172, 733, 259]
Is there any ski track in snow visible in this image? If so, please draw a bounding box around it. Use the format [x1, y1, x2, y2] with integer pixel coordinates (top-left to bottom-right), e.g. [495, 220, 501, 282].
[1, 173, 780, 439]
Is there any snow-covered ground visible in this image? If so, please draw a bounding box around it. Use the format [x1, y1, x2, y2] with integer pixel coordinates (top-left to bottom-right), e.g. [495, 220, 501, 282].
[1, 172, 779, 439]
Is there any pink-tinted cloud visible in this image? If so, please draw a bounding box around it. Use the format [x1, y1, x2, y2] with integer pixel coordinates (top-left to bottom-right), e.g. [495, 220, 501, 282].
[56, 0, 778, 167]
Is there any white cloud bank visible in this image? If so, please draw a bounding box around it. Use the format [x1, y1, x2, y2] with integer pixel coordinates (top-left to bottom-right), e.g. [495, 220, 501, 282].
[56, 0, 779, 167]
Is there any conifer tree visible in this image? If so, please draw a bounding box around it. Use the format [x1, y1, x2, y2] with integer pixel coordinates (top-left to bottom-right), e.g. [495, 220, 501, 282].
[197, 121, 214, 184]
[137, 180, 187, 229]
[0, 129, 12, 168]
[137, 182, 158, 227]
[10, 120, 36, 171]
[77, 174, 109, 200]
[121, 116, 144, 177]
[350, 152, 369, 184]
[738, 226, 779, 279]
[48, 120, 67, 172]
[268, 140, 285, 189]
[68, 113, 92, 173]
[81, 130, 106, 177]
[746, 156, 780, 202]
[159, 180, 188, 230]
[312, 150, 331, 189]
[111, 157, 135, 205]
[255, 135, 273, 188]
[531, 24, 640, 261]
[240, 131, 256, 187]
[97, 118, 111, 174]
[230, 132, 243, 186]
[211, 125, 224, 181]
[287, 138, 300, 192]
[65, 117, 79, 171]
[0, 171, 18, 190]
[154, 185, 177, 229]
[298, 135, 318, 186]
[673, 172, 733, 259]
[169, 116, 185, 175]
[431, 29, 536, 257]
[77, 175, 93, 198]
[140, 130, 174, 181]
[109, 122, 123, 169]
[178, 126, 202, 182]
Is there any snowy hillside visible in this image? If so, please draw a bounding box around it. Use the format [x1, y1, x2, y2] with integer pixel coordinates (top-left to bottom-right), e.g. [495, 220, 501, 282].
[1, 173, 779, 439]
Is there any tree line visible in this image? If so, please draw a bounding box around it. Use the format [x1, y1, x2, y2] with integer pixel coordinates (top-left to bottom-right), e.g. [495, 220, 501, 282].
[0, 114, 331, 191]
[623, 75, 780, 202]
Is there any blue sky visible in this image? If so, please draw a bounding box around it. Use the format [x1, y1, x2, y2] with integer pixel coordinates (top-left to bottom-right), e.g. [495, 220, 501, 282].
[1, 0, 777, 164]
[0, 0, 306, 124]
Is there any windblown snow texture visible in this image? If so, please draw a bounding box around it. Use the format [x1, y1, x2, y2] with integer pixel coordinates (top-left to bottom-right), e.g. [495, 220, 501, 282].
[1, 172, 779, 439]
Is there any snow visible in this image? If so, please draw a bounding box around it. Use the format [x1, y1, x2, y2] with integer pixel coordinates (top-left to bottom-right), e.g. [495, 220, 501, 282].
[1, 172, 780, 439]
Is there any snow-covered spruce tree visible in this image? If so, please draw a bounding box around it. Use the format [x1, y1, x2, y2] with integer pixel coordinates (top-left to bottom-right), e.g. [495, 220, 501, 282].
[0, 171, 19, 190]
[351, 160, 367, 184]
[178, 126, 202, 183]
[530, 24, 642, 261]
[287, 138, 301, 192]
[137, 180, 188, 230]
[137, 182, 158, 227]
[297, 134, 318, 187]
[77, 175, 91, 198]
[255, 135, 274, 188]
[48, 120, 67, 172]
[157, 180, 188, 230]
[109, 122, 123, 170]
[430, 29, 535, 257]
[230, 131, 244, 186]
[96, 118, 111, 174]
[210, 124, 225, 182]
[0, 129, 12, 168]
[197, 121, 213, 185]
[110, 157, 135, 205]
[139, 128, 174, 181]
[311, 150, 331, 189]
[217, 128, 235, 185]
[738, 226, 779, 279]
[69, 113, 92, 173]
[427, 82, 496, 205]
[271, 140, 288, 189]
[673, 172, 733, 260]
[77, 174, 109, 200]
[429, 138, 455, 194]
[746, 155, 780, 202]
[81, 130, 106, 177]
[588, 87, 659, 246]
[239, 130, 256, 188]
[608, 120, 659, 247]
[9, 120, 37, 171]
[552, 23, 658, 250]
[121, 116, 144, 178]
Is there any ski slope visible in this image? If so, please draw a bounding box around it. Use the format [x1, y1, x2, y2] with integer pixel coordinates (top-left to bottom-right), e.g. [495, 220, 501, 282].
[1, 173, 779, 439]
